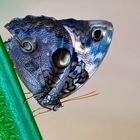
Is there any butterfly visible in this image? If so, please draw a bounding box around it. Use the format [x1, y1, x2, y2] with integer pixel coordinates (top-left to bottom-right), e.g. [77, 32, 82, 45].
[5, 15, 113, 111]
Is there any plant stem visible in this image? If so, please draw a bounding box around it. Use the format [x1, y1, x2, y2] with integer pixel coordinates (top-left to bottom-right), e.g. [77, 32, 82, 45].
[0, 36, 43, 140]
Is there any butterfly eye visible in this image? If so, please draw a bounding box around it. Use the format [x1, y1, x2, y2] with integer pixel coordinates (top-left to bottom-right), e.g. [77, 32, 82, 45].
[92, 29, 103, 42]
[52, 48, 71, 69]
[21, 38, 36, 53]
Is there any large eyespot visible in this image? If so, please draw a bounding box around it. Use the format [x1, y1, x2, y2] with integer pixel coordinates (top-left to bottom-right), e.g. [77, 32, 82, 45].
[92, 28, 103, 42]
[52, 48, 71, 69]
[21, 38, 37, 53]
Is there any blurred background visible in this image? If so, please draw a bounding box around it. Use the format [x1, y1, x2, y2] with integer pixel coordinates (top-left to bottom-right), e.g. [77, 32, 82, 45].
[0, 0, 140, 140]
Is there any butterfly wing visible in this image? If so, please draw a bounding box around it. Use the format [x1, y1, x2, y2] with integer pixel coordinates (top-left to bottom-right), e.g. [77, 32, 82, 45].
[58, 19, 113, 98]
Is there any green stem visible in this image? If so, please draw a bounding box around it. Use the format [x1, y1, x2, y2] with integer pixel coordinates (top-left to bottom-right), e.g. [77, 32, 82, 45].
[0, 36, 43, 140]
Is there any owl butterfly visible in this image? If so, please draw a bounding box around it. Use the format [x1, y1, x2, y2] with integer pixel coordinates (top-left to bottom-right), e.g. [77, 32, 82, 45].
[5, 16, 113, 111]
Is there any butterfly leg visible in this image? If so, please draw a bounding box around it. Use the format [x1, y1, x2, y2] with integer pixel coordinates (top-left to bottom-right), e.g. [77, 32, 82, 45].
[32, 107, 45, 113]
[33, 109, 52, 118]
[24, 92, 44, 103]
[25, 92, 31, 94]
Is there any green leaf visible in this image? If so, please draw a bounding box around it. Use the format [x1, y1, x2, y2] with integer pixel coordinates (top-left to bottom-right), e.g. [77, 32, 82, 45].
[0, 36, 43, 140]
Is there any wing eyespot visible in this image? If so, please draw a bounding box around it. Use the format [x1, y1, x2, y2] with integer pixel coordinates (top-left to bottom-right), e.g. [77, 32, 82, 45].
[21, 38, 37, 53]
[52, 48, 71, 69]
[92, 29, 104, 42]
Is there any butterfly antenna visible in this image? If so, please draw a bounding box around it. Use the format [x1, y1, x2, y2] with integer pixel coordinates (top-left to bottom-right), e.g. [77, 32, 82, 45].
[62, 90, 99, 104]
[32, 91, 98, 118]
